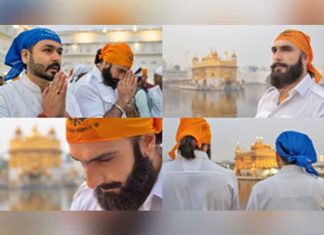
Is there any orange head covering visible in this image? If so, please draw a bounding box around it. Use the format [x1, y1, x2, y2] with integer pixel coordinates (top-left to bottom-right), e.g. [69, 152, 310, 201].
[275, 29, 322, 83]
[66, 118, 162, 143]
[100, 42, 133, 69]
[142, 67, 148, 77]
[169, 118, 211, 159]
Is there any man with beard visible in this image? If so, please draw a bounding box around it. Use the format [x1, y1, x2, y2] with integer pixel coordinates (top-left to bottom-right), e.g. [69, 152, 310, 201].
[66, 118, 162, 210]
[72, 43, 138, 117]
[256, 29, 324, 118]
[247, 131, 324, 210]
[162, 118, 239, 210]
[0, 27, 68, 117]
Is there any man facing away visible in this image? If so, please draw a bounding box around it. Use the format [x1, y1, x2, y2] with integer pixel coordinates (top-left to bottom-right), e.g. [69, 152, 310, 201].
[247, 131, 324, 210]
[162, 118, 239, 210]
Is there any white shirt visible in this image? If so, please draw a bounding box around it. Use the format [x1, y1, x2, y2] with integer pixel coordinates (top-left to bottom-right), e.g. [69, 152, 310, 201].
[161, 151, 239, 210]
[135, 89, 151, 117]
[256, 74, 324, 118]
[246, 165, 324, 210]
[70, 174, 162, 211]
[72, 67, 119, 117]
[148, 85, 162, 117]
[0, 73, 81, 117]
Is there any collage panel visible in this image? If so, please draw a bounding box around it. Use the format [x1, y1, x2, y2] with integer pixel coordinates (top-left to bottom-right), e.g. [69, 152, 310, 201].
[0, 117, 163, 211]
[162, 118, 324, 210]
[163, 25, 324, 118]
[0, 25, 163, 118]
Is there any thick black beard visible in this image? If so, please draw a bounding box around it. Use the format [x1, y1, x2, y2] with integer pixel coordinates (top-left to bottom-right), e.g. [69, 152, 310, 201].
[28, 53, 60, 81]
[102, 66, 120, 89]
[270, 56, 304, 89]
[95, 138, 158, 210]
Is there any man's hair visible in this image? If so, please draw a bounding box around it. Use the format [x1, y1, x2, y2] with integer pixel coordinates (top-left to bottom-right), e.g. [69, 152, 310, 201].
[94, 48, 103, 64]
[278, 154, 295, 165]
[178, 136, 197, 160]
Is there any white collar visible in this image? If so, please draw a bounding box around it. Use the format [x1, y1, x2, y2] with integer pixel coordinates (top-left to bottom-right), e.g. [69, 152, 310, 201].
[139, 171, 162, 210]
[20, 72, 42, 93]
[279, 164, 305, 174]
[291, 73, 314, 97]
[91, 66, 104, 83]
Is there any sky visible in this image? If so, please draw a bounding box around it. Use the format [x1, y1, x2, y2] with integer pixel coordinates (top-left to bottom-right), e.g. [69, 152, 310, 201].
[163, 118, 324, 162]
[163, 25, 324, 69]
[0, 118, 69, 160]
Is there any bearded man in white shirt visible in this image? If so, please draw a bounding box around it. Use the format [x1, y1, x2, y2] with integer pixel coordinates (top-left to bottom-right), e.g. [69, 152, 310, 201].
[256, 29, 324, 118]
[0, 27, 69, 117]
[66, 118, 163, 210]
[72, 43, 138, 117]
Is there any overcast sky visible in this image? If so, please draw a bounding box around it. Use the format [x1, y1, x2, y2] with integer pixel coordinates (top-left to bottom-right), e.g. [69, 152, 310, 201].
[0, 119, 68, 160]
[163, 25, 324, 69]
[163, 118, 324, 162]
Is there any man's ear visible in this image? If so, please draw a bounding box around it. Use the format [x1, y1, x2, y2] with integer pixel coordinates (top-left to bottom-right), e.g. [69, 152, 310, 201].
[301, 52, 308, 66]
[276, 152, 283, 168]
[139, 133, 156, 158]
[21, 49, 30, 64]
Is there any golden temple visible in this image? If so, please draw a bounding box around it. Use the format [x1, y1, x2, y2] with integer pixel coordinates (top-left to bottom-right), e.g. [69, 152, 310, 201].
[8, 126, 62, 187]
[234, 137, 278, 178]
[192, 50, 237, 86]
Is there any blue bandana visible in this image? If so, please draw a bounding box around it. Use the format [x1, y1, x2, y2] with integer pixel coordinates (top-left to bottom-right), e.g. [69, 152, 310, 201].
[4, 28, 62, 81]
[276, 131, 319, 177]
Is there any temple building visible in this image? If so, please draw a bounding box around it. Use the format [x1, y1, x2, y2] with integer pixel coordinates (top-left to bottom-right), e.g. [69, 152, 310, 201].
[234, 137, 278, 178]
[8, 126, 62, 188]
[192, 50, 237, 87]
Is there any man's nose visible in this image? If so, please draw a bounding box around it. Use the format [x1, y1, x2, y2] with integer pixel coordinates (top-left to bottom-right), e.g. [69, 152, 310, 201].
[84, 165, 105, 189]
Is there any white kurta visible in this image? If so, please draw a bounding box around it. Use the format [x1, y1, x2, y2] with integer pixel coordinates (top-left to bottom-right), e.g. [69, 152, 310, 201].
[70, 174, 162, 211]
[0, 73, 81, 117]
[161, 151, 239, 210]
[72, 67, 119, 117]
[247, 165, 324, 210]
[148, 85, 162, 117]
[256, 74, 324, 118]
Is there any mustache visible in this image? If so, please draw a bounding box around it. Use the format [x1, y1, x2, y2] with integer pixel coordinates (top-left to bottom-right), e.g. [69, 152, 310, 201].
[46, 62, 61, 71]
[98, 182, 122, 191]
[271, 63, 288, 70]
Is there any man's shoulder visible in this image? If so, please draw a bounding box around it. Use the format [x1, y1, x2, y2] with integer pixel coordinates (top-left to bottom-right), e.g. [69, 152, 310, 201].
[309, 83, 324, 100]
[260, 86, 277, 98]
[0, 80, 20, 96]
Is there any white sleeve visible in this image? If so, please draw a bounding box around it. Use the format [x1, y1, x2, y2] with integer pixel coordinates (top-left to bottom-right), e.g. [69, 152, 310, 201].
[73, 84, 105, 117]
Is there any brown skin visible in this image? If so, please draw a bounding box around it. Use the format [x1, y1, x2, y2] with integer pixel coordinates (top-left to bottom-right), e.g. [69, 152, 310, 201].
[68, 134, 161, 190]
[276, 152, 284, 168]
[271, 40, 308, 104]
[102, 62, 138, 117]
[21, 39, 67, 117]
[154, 73, 162, 90]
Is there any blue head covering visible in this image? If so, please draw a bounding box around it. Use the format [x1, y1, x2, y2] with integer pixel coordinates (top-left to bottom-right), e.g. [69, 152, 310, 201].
[276, 131, 319, 177]
[4, 28, 62, 81]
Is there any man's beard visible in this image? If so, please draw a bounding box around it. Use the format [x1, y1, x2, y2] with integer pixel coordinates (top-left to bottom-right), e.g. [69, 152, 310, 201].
[28, 54, 60, 81]
[270, 56, 304, 89]
[102, 66, 120, 89]
[95, 138, 158, 210]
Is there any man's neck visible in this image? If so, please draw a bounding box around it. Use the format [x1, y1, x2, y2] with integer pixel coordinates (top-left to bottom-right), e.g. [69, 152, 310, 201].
[26, 71, 50, 92]
[278, 71, 307, 104]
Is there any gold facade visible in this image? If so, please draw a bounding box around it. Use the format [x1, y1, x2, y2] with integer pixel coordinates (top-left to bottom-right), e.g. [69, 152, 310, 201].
[8, 126, 61, 183]
[192, 50, 237, 83]
[234, 138, 278, 177]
